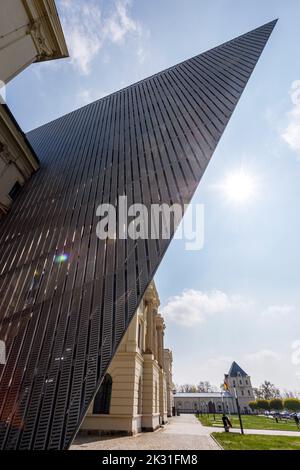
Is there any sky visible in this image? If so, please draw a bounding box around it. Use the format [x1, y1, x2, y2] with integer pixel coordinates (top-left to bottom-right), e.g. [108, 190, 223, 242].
[5, 0, 300, 392]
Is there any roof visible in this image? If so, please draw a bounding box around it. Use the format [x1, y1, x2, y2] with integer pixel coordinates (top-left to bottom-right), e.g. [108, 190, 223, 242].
[174, 392, 233, 399]
[227, 361, 248, 377]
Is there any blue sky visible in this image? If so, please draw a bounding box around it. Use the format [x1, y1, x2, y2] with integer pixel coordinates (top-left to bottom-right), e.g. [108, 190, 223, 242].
[6, 0, 300, 391]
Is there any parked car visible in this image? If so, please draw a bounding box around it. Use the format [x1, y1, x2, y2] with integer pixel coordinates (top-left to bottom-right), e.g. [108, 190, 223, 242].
[279, 411, 291, 419]
[289, 412, 300, 419]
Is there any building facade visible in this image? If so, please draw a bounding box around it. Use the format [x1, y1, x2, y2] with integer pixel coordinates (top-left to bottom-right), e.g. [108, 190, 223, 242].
[224, 361, 255, 414]
[0, 0, 68, 85]
[174, 392, 235, 414]
[0, 20, 277, 449]
[173, 362, 255, 415]
[0, 0, 68, 216]
[79, 281, 173, 436]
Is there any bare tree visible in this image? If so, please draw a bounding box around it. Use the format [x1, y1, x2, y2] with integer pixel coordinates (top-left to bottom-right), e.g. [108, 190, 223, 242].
[254, 381, 281, 400]
[197, 381, 218, 393]
[177, 384, 198, 393]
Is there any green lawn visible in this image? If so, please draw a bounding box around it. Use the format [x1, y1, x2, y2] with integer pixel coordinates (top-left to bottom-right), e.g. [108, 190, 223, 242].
[212, 432, 300, 450]
[198, 414, 300, 432]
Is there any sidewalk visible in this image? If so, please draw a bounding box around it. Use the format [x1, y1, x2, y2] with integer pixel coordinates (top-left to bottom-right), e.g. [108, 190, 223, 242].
[70, 414, 221, 450]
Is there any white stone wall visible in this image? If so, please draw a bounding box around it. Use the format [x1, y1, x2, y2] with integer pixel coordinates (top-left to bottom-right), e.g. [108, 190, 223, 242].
[80, 282, 171, 436]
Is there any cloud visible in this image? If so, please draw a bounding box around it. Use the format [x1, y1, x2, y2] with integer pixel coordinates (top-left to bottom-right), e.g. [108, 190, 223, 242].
[241, 349, 286, 387]
[244, 349, 281, 363]
[77, 88, 108, 105]
[260, 304, 294, 322]
[282, 80, 300, 155]
[104, 0, 142, 43]
[163, 289, 245, 327]
[59, 0, 146, 75]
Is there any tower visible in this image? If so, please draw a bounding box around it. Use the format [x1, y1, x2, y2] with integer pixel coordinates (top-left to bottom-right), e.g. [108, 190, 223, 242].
[224, 361, 255, 413]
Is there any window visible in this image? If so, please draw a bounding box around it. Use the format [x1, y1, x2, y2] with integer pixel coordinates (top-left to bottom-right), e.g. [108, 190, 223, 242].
[9, 181, 22, 201]
[246, 380, 248, 385]
[93, 374, 112, 414]
[233, 380, 236, 386]
[248, 390, 251, 396]
[239, 380, 242, 385]
[138, 321, 143, 350]
[241, 390, 244, 396]
[138, 377, 143, 414]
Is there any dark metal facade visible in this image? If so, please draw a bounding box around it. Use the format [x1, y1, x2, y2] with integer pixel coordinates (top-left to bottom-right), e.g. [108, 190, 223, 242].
[0, 20, 276, 449]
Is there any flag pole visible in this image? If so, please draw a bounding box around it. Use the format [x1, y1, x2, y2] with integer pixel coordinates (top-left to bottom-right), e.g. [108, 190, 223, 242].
[233, 385, 244, 435]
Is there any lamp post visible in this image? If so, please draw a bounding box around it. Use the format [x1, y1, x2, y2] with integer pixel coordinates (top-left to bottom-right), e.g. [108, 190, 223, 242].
[233, 385, 244, 435]
[221, 390, 225, 414]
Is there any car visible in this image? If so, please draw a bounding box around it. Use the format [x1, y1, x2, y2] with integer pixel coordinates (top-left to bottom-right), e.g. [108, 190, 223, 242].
[279, 411, 291, 419]
[289, 412, 300, 419]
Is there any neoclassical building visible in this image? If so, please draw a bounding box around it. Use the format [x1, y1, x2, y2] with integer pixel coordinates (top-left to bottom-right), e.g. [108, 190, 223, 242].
[79, 281, 173, 436]
[174, 361, 255, 415]
[0, 0, 68, 216]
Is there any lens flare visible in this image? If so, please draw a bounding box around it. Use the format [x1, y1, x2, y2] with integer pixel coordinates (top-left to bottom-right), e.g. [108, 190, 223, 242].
[54, 254, 69, 264]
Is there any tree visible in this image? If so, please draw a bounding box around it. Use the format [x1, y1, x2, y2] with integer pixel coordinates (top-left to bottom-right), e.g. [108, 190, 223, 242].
[249, 401, 258, 412]
[254, 381, 281, 400]
[283, 398, 300, 412]
[197, 381, 217, 393]
[283, 390, 300, 399]
[256, 399, 270, 411]
[269, 398, 283, 412]
[178, 384, 197, 393]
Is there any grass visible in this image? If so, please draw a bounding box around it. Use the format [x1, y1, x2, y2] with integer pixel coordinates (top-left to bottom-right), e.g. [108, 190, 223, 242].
[198, 414, 300, 431]
[212, 432, 300, 450]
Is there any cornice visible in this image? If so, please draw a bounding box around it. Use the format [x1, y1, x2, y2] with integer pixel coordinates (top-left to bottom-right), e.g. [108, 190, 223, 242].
[22, 0, 69, 61]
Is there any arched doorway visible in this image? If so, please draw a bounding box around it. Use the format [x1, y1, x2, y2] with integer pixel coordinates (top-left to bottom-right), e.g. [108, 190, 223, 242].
[93, 374, 112, 414]
[208, 401, 216, 414]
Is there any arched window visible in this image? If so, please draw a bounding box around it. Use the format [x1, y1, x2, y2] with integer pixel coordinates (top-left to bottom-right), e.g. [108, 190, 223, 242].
[138, 321, 142, 350]
[93, 374, 112, 414]
[138, 377, 143, 414]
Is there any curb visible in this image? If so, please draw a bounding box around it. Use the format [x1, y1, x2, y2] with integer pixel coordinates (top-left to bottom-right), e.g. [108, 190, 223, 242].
[210, 433, 224, 450]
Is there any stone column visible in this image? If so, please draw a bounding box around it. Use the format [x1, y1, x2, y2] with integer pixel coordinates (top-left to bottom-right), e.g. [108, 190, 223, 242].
[156, 315, 165, 369]
[145, 301, 154, 353]
[144, 281, 160, 356]
[152, 308, 158, 360]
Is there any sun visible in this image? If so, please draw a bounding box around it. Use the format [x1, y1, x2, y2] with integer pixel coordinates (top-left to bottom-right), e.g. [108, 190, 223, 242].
[222, 169, 256, 204]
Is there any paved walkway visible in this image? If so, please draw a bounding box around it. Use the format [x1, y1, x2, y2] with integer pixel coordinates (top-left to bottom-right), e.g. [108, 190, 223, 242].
[70, 414, 221, 450]
[211, 426, 300, 437]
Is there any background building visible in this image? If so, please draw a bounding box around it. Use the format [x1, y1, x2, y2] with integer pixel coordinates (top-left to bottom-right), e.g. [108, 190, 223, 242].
[79, 281, 173, 436]
[174, 362, 255, 414]
[224, 361, 255, 414]
[174, 391, 235, 414]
